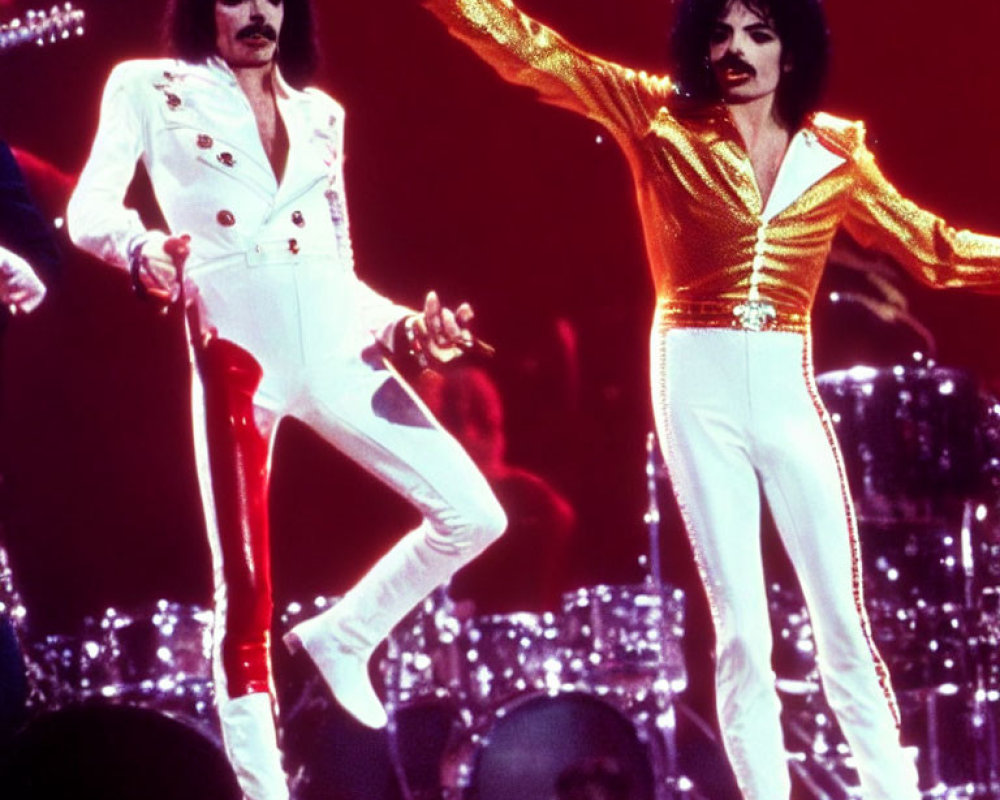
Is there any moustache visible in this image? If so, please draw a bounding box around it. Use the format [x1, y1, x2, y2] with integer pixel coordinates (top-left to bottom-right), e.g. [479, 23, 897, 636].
[237, 23, 278, 42]
[714, 53, 755, 77]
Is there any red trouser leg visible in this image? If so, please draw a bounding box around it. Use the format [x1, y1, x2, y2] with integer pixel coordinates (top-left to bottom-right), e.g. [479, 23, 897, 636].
[198, 337, 273, 698]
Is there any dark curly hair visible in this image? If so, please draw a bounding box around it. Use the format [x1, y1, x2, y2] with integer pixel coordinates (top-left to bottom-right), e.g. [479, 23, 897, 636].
[669, 0, 830, 128]
[164, 0, 320, 88]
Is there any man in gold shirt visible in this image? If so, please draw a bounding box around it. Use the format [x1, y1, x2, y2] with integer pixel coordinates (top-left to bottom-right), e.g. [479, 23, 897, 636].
[420, 0, 1000, 797]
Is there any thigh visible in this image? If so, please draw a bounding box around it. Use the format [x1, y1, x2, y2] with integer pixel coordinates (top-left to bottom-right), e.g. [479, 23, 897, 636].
[651, 329, 768, 635]
[191, 260, 303, 386]
[293, 353, 495, 520]
[755, 360, 866, 650]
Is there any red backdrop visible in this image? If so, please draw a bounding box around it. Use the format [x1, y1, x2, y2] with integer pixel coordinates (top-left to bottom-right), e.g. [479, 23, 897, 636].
[2, 0, 999, 661]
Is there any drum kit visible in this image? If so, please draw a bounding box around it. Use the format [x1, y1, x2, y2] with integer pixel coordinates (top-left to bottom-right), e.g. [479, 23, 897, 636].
[4, 359, 1000, 799]
[1, 536, 692, 800]
[0, 564, 234, 799]
[773, 362, 1000, 799]
[374, 431, 699, 800]
[378, 582, 690, 800]
[375, 360, 1000, 800]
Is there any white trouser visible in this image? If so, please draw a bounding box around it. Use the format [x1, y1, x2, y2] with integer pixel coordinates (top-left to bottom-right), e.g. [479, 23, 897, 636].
[183, 256, 505, 799]
[189, 255, 507, 695]
[651, 327, 920, 800]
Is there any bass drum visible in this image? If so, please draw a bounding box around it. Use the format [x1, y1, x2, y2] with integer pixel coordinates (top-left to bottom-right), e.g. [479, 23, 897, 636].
[0, 703, 239, 800]
[443, 691, 656, 800]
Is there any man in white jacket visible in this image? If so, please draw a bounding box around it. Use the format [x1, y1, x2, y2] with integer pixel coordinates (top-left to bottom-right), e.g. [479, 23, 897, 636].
[67, 1, 506, 798]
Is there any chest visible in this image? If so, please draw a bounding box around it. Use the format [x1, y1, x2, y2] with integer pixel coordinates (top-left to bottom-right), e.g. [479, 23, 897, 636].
[140, 82, 349, 247]
[146, 77, 341, 193]
[648, 114, 851, 225]
[745, 137, 787, 207]
[246, 92, 289, 182]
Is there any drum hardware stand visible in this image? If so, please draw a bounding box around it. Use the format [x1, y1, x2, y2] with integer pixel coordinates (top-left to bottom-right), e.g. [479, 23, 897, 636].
[787, 753, 853, 800]
[949, 499, 1000, 799]
[644, 432, 666, 594]
[0, 541, 52, 712]
[781, 706, 860, 800]
[642, 432, 690, 800]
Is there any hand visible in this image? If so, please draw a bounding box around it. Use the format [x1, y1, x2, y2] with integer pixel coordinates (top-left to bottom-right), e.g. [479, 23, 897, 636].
[412, 290, 475, 364]
[133, 232, 190, 303]
[0, 245, 47, 315]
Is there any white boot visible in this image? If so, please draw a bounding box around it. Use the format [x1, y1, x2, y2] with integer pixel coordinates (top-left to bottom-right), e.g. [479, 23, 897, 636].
[218, 693, 289, 800]
[284, 614, 388, 729]
[284, 524, 474, 729]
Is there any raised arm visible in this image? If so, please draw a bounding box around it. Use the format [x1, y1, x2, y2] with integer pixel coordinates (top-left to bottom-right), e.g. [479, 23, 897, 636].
[842, 144, 1000, 293]
[422, 0, 674, 139]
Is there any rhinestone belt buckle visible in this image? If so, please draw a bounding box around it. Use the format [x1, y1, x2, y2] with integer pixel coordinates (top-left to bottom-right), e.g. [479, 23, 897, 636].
[733, 299, 777, 331]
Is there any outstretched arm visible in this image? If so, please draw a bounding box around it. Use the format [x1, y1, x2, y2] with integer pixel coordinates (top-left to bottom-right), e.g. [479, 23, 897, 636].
[422, 0, 674, 139]
[843, 144, 1000, 293]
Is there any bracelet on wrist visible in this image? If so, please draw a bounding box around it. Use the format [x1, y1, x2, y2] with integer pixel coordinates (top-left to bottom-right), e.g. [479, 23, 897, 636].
[128, 246, 151, 300]
[404, 315, 430, 370]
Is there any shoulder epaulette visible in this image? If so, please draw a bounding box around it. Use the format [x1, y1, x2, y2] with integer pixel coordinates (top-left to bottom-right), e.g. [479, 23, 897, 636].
[808, 111, 866, 158]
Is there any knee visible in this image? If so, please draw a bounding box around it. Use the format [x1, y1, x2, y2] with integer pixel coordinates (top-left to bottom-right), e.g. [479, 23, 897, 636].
[476, 493, 508, 544]
[716, 622, 774, 691]
[817, 634, 879, 679]
[459, 492, 508, 552]
[813, 605, 878, 674]
[428, 491, 507, 555]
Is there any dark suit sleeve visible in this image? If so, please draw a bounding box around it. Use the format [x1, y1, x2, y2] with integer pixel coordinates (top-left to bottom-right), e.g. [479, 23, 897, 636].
[0, 140, 60, 284]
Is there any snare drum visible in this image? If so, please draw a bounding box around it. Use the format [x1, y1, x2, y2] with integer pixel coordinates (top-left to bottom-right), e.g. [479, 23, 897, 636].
[82, 601, 214, 719]
[560, 584, 686, 694]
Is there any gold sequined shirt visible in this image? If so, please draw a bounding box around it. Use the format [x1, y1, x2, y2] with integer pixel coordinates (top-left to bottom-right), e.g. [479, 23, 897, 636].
[425, 0, 1000, 333]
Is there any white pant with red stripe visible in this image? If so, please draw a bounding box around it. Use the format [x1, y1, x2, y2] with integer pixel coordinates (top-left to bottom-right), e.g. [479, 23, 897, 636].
[651, 327, 920, 800]
[179, 255, 507, 800]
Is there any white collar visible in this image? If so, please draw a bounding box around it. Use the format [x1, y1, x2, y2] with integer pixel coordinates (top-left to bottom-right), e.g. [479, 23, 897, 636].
[761, 127, 846, 222]
[204, 55, 293, 100]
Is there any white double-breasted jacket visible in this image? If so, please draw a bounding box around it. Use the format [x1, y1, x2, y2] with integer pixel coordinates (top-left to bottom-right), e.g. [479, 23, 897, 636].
[68, 56, 410, 361]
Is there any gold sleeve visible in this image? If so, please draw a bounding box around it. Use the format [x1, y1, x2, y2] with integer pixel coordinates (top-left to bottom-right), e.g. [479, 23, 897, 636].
[843, 145, 1000, 293]
[422, 0, 673, 138]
